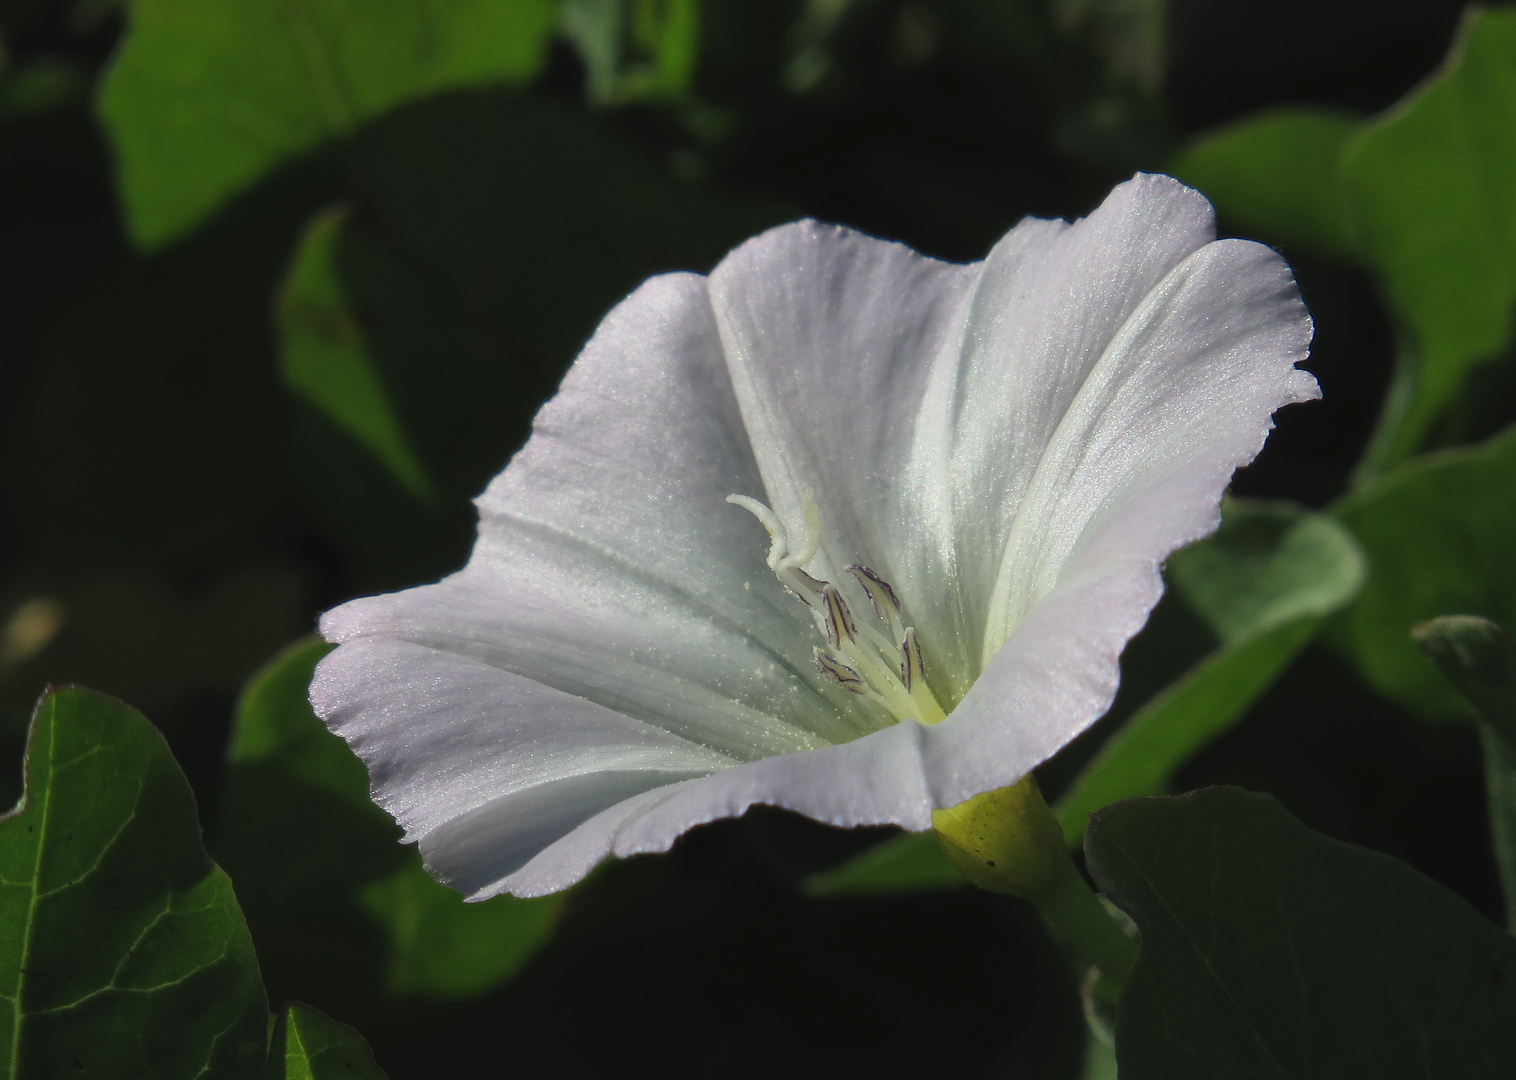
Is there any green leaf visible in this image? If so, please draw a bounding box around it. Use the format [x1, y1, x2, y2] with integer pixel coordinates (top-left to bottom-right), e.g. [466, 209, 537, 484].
[278, 204, 438, 503]
[1331, 426, 1516, 722]
[1341, 7, 1516, 465]
[1055, 500, 1364, 843]
[1170, 108, 1360, 262]
[265, 1002, 386, 1080]
[216, 638, 562, 1006]
[1481, 722, 1516, 934]
[801, 831, 963, 897]
[1087, 787, 1516, 1079]
[356, 863, 560, 999]
[560, 0, 701, 106]
[0, 687, 267, 1079]
[1412, 614, 1516, 743]
[96, 0, 557, 249]
[1412, 614, 1516, 929]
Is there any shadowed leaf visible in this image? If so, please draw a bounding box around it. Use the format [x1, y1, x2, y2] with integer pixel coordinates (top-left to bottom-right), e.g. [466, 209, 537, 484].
[217, 638, 562, 1006]
[1087, 787, 1516, 1079]
[278, 204, 438, 504]
[1331, 425, 1516, 722]
[1413, 614, 1516, 929]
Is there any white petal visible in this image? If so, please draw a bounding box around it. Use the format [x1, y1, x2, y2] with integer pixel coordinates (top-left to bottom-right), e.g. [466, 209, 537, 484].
[312, 636, 937, 902]
[486, 720, 935, 899]
[310, 637, 737, 895]
[903, 174, 1222, 697]
[705, 220, 979, 597]
[322, 272, 869, 757]
[921, 235, 1318, 806]
[315, 175, 1317, 899]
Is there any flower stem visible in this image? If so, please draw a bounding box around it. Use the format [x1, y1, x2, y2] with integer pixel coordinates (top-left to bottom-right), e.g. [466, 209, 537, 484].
[933, 777, 1138, 994]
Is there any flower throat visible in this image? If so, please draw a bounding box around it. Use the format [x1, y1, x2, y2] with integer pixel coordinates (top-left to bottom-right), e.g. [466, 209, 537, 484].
[728, 494, 947, 726]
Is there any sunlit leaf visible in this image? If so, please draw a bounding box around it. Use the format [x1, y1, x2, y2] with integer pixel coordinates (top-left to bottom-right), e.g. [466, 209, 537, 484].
[1413, 614, 1516, 929]
[1088, 787, 1516, 1079]
[1331, 425, 1516, 722]
[278, 204, 437, 503]
[1341, 7, 1516, 466]
[265, 1002, 386, 1080]
[1170, 108, 1360, 263]
[97, 0, 557, 248]
[217, 638, 562, 1006]
[0, 688, 266, 1079]
[1055, 501, 1363, 843]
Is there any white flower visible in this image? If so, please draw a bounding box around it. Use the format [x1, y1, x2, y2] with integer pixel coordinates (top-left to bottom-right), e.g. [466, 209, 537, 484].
[311, 174, 1317, 901]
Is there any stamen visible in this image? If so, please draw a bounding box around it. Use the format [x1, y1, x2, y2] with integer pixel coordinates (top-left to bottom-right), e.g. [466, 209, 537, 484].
[820, 585, 857, 651]
[814, 648, 868, 694]
[728, 492, 949, 727]
[900, 626, 923, 691]
[847, 564, 904, 641]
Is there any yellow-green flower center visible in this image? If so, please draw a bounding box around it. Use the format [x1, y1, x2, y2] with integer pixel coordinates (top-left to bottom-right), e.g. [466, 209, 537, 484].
[728, 493, 948, 726]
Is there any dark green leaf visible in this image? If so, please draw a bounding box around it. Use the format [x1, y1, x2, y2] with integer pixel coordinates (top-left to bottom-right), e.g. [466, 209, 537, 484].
[278, 204, 438, 503]
[1412, 615, 1516, 929]
[1331, 426, 1516, 722]
[1341, 7, 1516, 466]
[1170, 108, 1360, 262]
[1413, 614, 1516, 743]
[96, 0, 558, 248]
[1087, 787, 1516, 1079]
[217, 638, 561, 1006]
[0, 687, 266, 1079]
[1056, 501, 1363, 843]
[265, 1002, 387, 1080]
[1480, 723, 1516, 934]
[801, 831, 962, 897]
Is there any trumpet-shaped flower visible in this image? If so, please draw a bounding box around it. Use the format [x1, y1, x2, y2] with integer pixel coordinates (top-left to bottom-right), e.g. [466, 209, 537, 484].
[311, 174, 1317, 900]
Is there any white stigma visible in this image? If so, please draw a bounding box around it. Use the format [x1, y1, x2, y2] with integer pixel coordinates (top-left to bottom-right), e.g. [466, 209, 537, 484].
[727, 493, 947, 726]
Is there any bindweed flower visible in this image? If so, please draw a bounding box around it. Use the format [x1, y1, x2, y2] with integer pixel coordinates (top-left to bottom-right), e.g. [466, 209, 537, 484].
[311, 174, 1317, 901]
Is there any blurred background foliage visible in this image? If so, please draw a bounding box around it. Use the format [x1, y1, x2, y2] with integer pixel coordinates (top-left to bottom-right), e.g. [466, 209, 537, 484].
[1, 0, 1513, 1075]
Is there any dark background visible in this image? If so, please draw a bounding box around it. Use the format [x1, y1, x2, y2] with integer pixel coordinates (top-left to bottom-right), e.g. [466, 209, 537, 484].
[0, 1, 1492, 1075]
